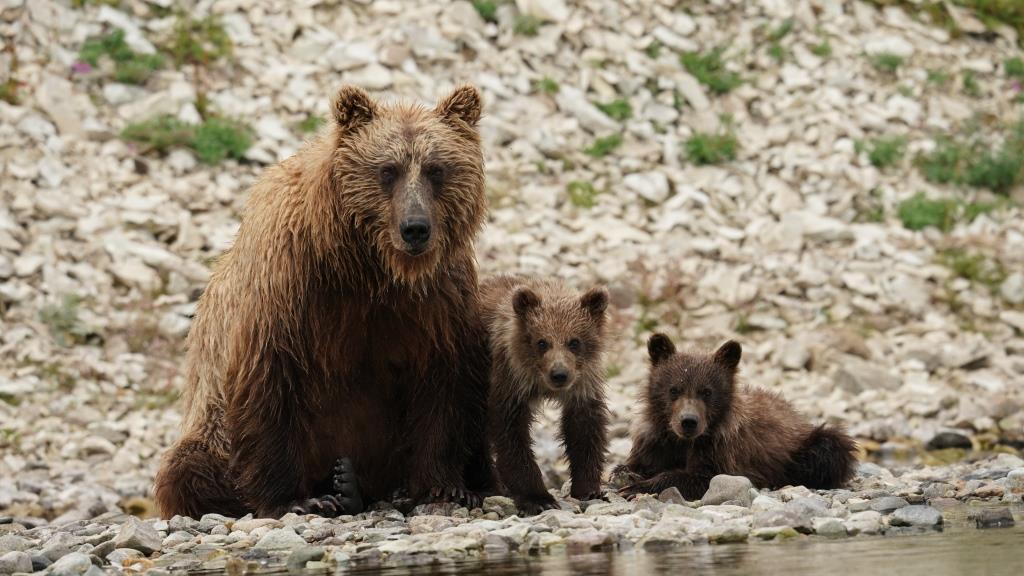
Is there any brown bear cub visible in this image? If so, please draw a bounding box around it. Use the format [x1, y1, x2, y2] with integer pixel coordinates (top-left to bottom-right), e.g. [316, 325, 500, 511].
[618, 334, 857, 500]
[481, 275, 610, 515]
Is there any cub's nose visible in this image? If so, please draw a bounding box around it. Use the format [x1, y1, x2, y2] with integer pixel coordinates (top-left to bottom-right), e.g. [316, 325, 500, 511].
[680, 414, 699, 434]
[400, 218, 431, 251]
[549, 368, 569, 387]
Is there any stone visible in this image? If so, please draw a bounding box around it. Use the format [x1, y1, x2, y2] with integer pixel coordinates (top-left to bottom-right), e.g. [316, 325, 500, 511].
[254, 527, 308, 550]
[811, 517, 847, 537]
[285, 546, 325, 571]
[106, 548, 144, 566]
[845, 511, 882, 535]
[870, 496, 909, 514]
[1000, 272, 1024, 304]
[623, 171, 670, 204]
[0, 535, 30, 554]
[48, 552, 93, 576]
[481, 496, 517, 518]
[0, 551, 32, 574]
[658, 487, 686, 505]
[890, 505, 943, 528]
[973, 508, 1014, 529]
[926, 431, 972, 451]
[835, 360, 900, 393]
[702, 475, 754, 507]
[112, 518, 162, 555]
[779, 339, 811, 370]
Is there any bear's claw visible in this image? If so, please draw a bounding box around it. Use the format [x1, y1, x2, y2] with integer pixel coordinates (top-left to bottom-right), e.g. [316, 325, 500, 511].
[289, 457, 364, 517]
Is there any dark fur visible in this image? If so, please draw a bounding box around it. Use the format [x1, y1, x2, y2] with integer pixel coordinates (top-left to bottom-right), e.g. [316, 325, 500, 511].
[154, 85, 494, 518]
[619, 334, 857, 500]
[481, 275, 610, 514]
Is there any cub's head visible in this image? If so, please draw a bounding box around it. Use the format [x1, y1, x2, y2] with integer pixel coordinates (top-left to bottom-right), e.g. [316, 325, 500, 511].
[330, 85, 486, 284]
[510, 285, 609, 393]
[645, 334, 741, 440]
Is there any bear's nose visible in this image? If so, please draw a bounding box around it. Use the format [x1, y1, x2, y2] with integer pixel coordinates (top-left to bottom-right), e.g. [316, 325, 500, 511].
[680, 414, 699, 434]
[549, 368, 569, 387]
[400, 218, 431, 250]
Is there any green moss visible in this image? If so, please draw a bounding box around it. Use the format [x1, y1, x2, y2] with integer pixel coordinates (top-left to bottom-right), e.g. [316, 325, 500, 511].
[567, 180, 599, 208]
[767, 18, 794, 62]
[927, 68, 951, 86]
[472, 0, 499, 23]
[897, 193, 957, 231]
[811, 38, 832, 58]
[681, 48, 742, 94]
[963, 199, 1004, 222]
[166, 14, 232, 67]
[940, 248, 1007, 289]
[916, 121, 1024, 194]
[0, 78, 18, 104]
[79, 29, 164, 85]
[596, 98, 632, 122]
[297, 114, 325, 134]
[917, 139, 964, 184]
[645, 40, 663, 59]
[535, 76, 559, 95]
[1005, 56, 1024, 80]
[963, 70, 982, 97]
[121, 114, 251, 164]
[862, 135, 906, 168]
[685, 129, 738, 165]
[513, 14, 540, 36]
[584, 133, 623, 158]
[121, 115, 194, 153]
[870, 52, 904, 75]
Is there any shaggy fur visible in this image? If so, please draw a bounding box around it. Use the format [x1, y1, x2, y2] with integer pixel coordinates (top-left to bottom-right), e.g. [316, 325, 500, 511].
[154, 85, 494, 519]
[618, 334, 857, 500]
[481, 275, 610, 514]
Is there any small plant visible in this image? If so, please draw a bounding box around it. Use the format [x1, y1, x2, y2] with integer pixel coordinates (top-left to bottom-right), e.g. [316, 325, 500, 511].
[297, 114, 324, 134]
[79, 29, 164, 84]
[811, 38, 832, 58]
[166, 14, 232, 67]
[963, 200, 1003, 222]
[645, 40, 662, 59]
[897, 193, 956, 232]
[926, 68, 950, 86]
[472, 0, 499, 23]
[963, 148, 1021, 193]
[963, 70, 982, 97]
[39, 295, 89, 347]
[917, 139, 964, 184]
[916, 121, 1024, 194]
[596, 98, 632, 122]
[535, 77, 559, 95]
[584, 133, 623, 158]
[681, 48, 742, 94]
[122, 114, 251, 164]
[513, 14, 540, 36]
[1004, 56, 1024, 80]
[121, 115, 193, 153]
[0, 78, 18, 104]
[767, 18, 794, 62]
[685, 129, 738, 165]
[940, 249, 1007, 290]
[862, 135, 906, 168]
[870, 52, 904, 75]
[567, 180, 599, 208]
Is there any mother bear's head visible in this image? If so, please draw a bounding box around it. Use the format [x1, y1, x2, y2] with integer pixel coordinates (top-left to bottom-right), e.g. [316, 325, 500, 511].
[329, 85, 486, 285]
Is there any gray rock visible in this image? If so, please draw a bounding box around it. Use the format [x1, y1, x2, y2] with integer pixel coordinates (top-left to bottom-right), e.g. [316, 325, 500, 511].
[974, 508, 1014, 529]
[481, 496, 517, 518]
[254, 527, 307, 550]
[890, 505, 943, 528]
[658, 487, 686, 505]
[811, 517, 847, 537]
[31, 554, 52, 571]
[845, 511, 883, 535]
[48, 552, 93, 576]
[0, 535, 30, 554]
[286, 546, 325, 571]
[40, 532, 82, 562]
[835, 360, 900, 393]
[0, 551, 32, 574]
[783, 497, 830, 533]
[926, 431, 972, 450]
[112, 518, 162, 555]
[702, 475, 754, 507]
[106, 548, 144, 566]
[871, 496, 909, 513]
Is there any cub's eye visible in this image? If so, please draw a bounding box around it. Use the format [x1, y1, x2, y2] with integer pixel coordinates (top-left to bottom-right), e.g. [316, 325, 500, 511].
[567, 338, 581, 353]
[668, 387, 681, 399]
[379, 165, 399, 188]
[700, 387, 713, 399]
[423, 164, 445, 187]
[537, 339, 550, 353]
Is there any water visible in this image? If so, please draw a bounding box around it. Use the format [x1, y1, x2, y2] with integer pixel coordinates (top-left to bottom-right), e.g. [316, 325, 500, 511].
[200, 505, 1024, 576]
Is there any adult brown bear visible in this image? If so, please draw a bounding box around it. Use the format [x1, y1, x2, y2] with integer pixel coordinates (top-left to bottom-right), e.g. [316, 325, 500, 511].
[153, 85, 493, 518]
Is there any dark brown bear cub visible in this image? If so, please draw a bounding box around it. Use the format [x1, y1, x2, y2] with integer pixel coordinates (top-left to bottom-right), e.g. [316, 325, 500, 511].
[481, 275, 610, 515]
[618, 334, 857, 500]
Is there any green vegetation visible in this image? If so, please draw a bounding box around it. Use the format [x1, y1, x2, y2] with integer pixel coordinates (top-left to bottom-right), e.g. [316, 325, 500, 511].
[864, 1, 1024, 48]
[39, 295, 90, 347]
[861, 135, 907, 168]
[681, 48, 742, 94]
[685, 129, 738, 165]
[584, 133, 623, 158]
[897, 193, 957, 231]
[767, 18, 794, 62]
[596, 98, 632, 122]
[962, 70, 982, 97]
[513, 14, 540, 36]
[166, 14, 232, 67]
[79, 29, 164, 84]
[567, 180, 599, 208]
[811, 38, 833, 58]
[297, 114, 324, 134]
[940, 248, 1007, 290]
[916, 121, 1024, 194]
[870, 52, 904, 75]
[472, 0, 499, 23]
[645, 40, 663, 59]
[1005, 56, 1024, 80]
[0, 78, 18, 104]
[122, 114, 251, 164]
[535, 76, 559, 95]
[926, 68, 950, 86]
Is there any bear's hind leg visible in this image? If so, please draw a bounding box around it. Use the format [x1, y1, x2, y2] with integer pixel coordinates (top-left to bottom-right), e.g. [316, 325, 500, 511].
[786, 425, 859, 489]
[155, 438, 246, 519]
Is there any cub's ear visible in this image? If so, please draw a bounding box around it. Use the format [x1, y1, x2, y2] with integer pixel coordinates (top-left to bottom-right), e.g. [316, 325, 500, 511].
[435, 84, 482, 127]
[647, 333, 676, 366]
[580, 287, 609, 318]
[332, 85, 376, 133]
[512, 287, 541, 318]
[714, 340, 742, 371]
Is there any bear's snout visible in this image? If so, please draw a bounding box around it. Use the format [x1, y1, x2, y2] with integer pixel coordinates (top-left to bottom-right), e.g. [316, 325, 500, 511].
[399, 217, 431, 254]
[549, 366, 569, 387]
[680, 414, 700, 437]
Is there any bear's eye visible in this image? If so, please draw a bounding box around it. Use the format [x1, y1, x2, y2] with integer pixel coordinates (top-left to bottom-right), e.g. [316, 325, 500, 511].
[668, 387, 681, 399]
[379, 165, 400, 188]
[423, 164, 445, 187]
[700, 387, 713, 399]
[567, 338, 581, 353]
[537, 339, 550, 353]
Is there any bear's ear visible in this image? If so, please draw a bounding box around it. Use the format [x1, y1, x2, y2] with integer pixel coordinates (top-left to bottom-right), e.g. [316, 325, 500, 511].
[435, 85, 482, 127]
[512, 287, 541, 318]
[713, 340, 742, 371]
[647, 333, 676, 366]
[580, 287, 609, 319]
[332, 85, 376, 133]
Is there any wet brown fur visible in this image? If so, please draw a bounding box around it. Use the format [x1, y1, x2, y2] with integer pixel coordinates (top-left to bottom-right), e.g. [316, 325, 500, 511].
[620, 334, 857, 500]
[481, 275, 610, 513]
[154, 85, 493, 518]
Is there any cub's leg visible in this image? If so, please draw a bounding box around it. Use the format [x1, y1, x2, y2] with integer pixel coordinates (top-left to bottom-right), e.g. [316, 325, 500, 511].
[561, 396, 609, 500]
[490, 388, 556, 515]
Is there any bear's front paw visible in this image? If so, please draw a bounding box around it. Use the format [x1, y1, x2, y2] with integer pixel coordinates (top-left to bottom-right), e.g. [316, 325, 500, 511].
[617, 478, 657, 500]
[514, 493, 558, 516]
[424, 485, 484, 509]
[330, 457, 364, 514]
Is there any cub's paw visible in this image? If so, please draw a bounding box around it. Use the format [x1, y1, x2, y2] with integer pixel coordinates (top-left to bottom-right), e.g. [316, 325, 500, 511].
[515, 493, 559, 516]
[426, 486, 484, 509]
[290, 494, 347, 517]
[330, 457, 364, 514]
[608, 465, 642, 488]
[617, 478, 657, 500]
